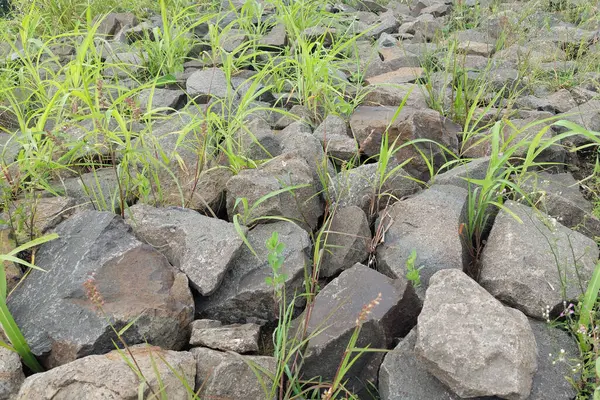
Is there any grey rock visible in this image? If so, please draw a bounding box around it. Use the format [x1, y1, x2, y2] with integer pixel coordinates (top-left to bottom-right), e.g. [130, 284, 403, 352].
[186, 68, 231, 103]
[480, 201, 598, 319]
[350, 106, 460, 180]
[196, 221, 310, 324]
[546, 89, 578, 114]
[138, 88, 183, 112]
[238, 117, 281, 159]
[0, 132, 20, 164]
[366, 10, 400, 40]
[15, 345, 195, 400]
[412, 13, 443, 42]
[297, 263, 421, 393]
[126, 204, 245, 296]
[529, 320, 578, 400]
[313, 114, 356, 161]
[379, 329, 461, 400]
[95, 12, 137, 38]
[7, 211, 194, 368]
[0, 347, 24, 400]
[555, 100, 600, 146]
[53, 168, 133, 214]
[189, 320, 259, 353]
[260, 23, 287, 48]
[363, 82, 429, 108]
[226, 154, 323, 232]
[430, 157, 490, 190]
[520, 171, 600, 239]
[321, 206, 371, 277]
[103, 52, 145, 78]
[332, 161, 422, 216]
[192, 347, 275, 400]
[377, 185, 467, 300]
[273, 104, 313, 129]
[415, 269, 538, 399]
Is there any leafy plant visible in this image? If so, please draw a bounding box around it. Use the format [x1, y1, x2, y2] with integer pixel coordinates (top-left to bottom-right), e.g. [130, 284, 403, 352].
[405, 249, 424, 288]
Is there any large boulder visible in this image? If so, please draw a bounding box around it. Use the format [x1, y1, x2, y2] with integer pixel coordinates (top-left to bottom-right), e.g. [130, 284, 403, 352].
[125, 204, 245, 296]
[415, 269, 538, 399]
[191, 347, 275, 400]
[349, 106, 460, 180]
[377, 185, 467, 300]
[296, 263, 421, 394]
[15, 345, 196, 400]
[7, 211, 194, 368]
[226, 153, 323, 232]
[196, 221, 310, 324]
[480, 201, 598, 319]
[186, 67, 232, 103]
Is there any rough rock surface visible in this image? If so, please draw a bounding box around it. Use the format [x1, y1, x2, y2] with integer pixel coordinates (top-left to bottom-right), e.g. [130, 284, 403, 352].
[8, 211, 194, 368]
[297, 263, 421, 393]
[415, 269, 538, 399]
[226, 153, 323, 232]
[480, 201, 598, 319]
[0, 347, 25, 400]
[15, 345, 196, 400]
[186, 67, 231, 102]
[126, 203, 245, 296]
[321, 205, 371, 277]
[377, 185, 467, 300]
[196, 221, 310, 324]
[189, 319, 260, 353]
[191, 347, 275, 400]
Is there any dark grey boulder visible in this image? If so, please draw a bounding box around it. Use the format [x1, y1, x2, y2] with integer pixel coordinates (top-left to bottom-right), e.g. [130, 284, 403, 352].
[480, 201, 598, 320]
[377, 185, 467, 300]
[196, 221, 310, 324]
[312, 114, 357, 162]
[226, 153, 323, 232]
[137, 88, 184, 112]
[186, 67, 232, 103]
[430, 157, 490, 190]
[321, 205, 371, 277]
[415, 269, 538, 399]
[7, 211, 194, 369]
[126, 204, 245, 296]
[191, 347, 275, 400]
[296, 263, 421, 394]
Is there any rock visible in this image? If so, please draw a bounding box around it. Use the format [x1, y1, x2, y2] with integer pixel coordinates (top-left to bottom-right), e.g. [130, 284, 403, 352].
[103, 52, 145, 78]
[15, 345, 195, 400]
[364, 67, 424, 85]
[430, 157, 490, 190]
[480, 201, 598, 320]
[546, 89, 578, 114]
[519, 171, 600, 239]
[137, 88, 184, 112]
[529, 320, 578, 400]
[467, 67, 522, 95]
[379, 329, 461, 400]
[186, 68, 232, 103]
[189, 320, 259, 353]
[415, 269, 538, 399]
[363, 82, 429, 108]
[555, 100, 600, 146]
[273, 104, 313, 129]
[0, 227, 22, 292]
[349, 106, 460, 180]
[377, 185, 467, 300]
[332, 161, 422, 216]
[297, 263, 421, 393]
[321, 206, 371, 277]
[191, 347, 275, 400]
[238, 117, 281, 159]
[53, 168, 133, 214]
[0, 347, 25, 399]
[412, 13, 443, 42]
[260, 22, 287, 48]
[196, 221, 310, 324]
[365, 10, 400, 40]
[226, 154, 323, 232]
[7, 211, 194, 368]
[457, 41, 495, 57]
[126, 204, 245, 296]
[95, 12, 137, 38]
[312, 114, 356, 161]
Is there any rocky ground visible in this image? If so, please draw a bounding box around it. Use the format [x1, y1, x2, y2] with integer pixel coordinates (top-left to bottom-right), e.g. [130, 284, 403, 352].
[1, 0, 600, 399]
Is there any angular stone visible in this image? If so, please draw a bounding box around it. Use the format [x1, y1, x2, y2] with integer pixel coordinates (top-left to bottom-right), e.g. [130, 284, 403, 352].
[137, 88, 183, 112]
[196, 221, 310, 324]
[415, 269, 538, 399]
[364, 67, 424, 85]
[192, 347, 275, 400]
[555, 100, 600, 146]
[363, 82, 428, 108]
[349, 106, 460, 179]
[377, 185, 467, 300]
[15, 345, 195, 400]
[379, 329, 460, 400]
[7, 211, 194, 368]
[189, 320, 259, 353]
[480, 201, 598, 319]
[297, 263, 421, 393]
[126, 204, 245, 296]
[321, 206, 370, 277]
[260, 22, 287, 48]
[457, 41, 495, 57]
[0, 346, 25, 399]
[429, 157, 490, 190]
[237, 117, 281, 160]
[0, 227, 22, 292]
[103, 52, 144, 78]
[332, 161, 422, 216]
[273, 104, 313, 129]
[226, 154, 323, 232]
[95, 12, 137, 38]
[546, 89, 578, 114]
[520, 171, 600, 239]
[186, 68, 231, 103]
[313, 114, 356, 161]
